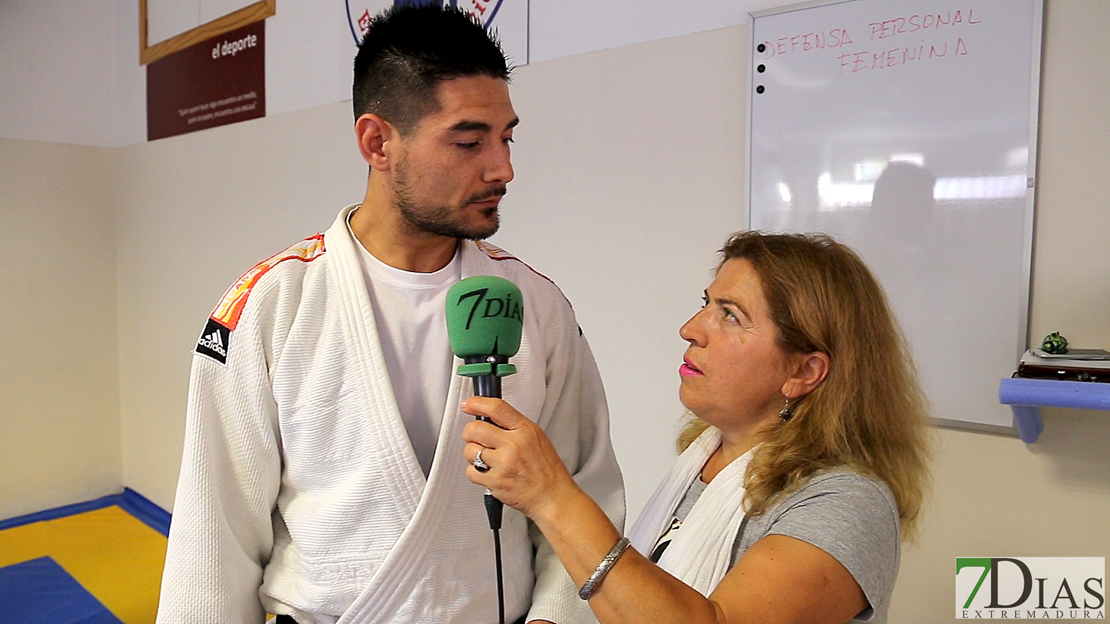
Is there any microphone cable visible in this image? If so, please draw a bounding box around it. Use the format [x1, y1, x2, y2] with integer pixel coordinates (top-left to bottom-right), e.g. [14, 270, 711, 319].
[484, 493, 506, 624]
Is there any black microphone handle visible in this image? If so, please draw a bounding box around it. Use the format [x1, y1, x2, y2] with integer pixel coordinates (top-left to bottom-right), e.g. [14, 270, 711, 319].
[464, 354, 508, 407]
[471, 375, 502, 402]
[464, 357, 507, 534]
[474, 375, 506, 560]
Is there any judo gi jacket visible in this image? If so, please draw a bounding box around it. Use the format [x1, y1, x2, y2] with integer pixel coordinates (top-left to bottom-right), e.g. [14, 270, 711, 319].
[157, 206, 625, 624]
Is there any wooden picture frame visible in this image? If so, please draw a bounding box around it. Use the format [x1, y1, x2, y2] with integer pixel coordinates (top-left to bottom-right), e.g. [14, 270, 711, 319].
[139, 0, 276, 65]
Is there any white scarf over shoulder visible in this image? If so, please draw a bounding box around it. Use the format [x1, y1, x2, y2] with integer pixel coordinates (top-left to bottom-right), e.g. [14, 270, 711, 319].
[628, 427, 754, 596]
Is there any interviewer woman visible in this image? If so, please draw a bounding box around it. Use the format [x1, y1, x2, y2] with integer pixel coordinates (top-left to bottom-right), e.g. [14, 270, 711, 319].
[462, 231, 930, 624]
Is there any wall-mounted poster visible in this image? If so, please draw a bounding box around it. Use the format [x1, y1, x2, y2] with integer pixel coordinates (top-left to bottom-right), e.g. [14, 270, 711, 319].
[143, 0, 274, 141]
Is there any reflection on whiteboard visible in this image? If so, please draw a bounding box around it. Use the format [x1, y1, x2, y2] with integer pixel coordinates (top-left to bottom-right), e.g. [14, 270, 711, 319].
[748, 0, 1042, 433]
[812, 172, 1027, 211]
[344, 1, 529, 67]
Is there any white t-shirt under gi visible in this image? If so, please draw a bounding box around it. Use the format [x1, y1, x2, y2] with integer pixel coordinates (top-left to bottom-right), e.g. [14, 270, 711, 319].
[347, 211, 459, 477]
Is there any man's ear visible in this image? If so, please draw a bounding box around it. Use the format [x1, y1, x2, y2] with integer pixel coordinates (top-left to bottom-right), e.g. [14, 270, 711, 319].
[355, 114, 399, 172]
[782, 351, 830, 400]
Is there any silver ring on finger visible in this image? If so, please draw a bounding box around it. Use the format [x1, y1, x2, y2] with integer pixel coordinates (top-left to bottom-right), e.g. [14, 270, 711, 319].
[473, 448, 490, 472]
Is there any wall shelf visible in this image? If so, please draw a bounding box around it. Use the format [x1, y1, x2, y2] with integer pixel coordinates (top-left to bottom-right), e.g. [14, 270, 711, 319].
[998, 378, 1110, 443]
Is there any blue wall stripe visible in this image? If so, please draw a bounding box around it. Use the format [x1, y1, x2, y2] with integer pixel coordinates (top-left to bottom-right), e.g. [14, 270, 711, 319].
[119, 488, 171, 536]
[0, 489, 171, 535]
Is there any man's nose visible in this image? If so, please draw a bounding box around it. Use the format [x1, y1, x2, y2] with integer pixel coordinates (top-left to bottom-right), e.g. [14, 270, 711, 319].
[484, 142, 514, 184]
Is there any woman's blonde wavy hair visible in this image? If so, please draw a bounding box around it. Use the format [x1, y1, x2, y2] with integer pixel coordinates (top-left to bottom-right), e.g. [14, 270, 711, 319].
[678, 231, 931, 539]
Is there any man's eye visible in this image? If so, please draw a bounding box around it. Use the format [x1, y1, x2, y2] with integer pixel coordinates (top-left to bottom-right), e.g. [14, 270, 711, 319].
[502, 136, 514, 145]
[456, 141, 480, 150]
[701, 295, 709, 308]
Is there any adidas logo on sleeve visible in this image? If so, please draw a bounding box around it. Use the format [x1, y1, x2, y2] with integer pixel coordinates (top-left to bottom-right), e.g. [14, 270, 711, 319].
[196, 318, 232, 364]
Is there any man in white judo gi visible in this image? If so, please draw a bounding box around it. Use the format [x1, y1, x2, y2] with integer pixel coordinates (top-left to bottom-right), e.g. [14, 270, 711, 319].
[156, 5, 625, 624]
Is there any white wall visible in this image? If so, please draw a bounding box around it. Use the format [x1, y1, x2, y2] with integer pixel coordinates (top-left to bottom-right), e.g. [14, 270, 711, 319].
[0, 0, 122, 147]
[1, 0, 1108, 621]
[502, 29, 747, 518]
[0, 139, 122, 520]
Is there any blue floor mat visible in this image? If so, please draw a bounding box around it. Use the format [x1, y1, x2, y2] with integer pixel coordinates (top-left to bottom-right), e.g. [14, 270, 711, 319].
[0, 556, 124, 624]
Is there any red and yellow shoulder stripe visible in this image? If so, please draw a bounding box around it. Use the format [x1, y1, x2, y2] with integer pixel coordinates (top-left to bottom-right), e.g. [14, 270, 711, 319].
[211, 234, 326, 331]
[475, 240, 517, 261]
[474, 240, 572, 307]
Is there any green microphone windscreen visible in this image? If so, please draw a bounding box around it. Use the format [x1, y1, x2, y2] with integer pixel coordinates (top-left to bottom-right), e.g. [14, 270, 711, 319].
[445, 276, 524, 359]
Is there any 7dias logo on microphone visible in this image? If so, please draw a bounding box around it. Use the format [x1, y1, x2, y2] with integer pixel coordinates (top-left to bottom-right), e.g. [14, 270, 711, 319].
[453, 286, 523, 330]
[956, 557, 1104, 619]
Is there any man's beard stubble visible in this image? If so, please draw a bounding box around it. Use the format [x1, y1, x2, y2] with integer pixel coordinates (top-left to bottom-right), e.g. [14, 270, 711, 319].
[393, 160, 506, 241]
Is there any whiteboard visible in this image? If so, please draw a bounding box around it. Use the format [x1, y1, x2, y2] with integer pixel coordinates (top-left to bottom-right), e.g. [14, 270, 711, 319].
[747, 0, 1042, 433]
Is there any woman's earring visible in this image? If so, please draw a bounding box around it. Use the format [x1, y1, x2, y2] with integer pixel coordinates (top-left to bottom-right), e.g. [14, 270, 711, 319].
[780, 398, 794, 421]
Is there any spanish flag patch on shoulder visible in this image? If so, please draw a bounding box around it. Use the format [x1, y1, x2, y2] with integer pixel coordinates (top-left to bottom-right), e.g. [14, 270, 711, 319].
[211, 234, 326, 331]
[475, 240, 517, 261]
[195, 234, 325, 364]
[473, 240, 572, 308]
